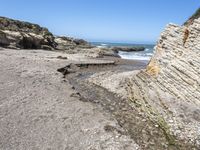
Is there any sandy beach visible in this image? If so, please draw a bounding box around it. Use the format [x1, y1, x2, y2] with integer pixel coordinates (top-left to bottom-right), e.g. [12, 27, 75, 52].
[0, 48, 144, 150]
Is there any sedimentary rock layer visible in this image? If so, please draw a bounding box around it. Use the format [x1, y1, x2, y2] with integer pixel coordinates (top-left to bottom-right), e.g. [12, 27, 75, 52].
[126, 17, 200, 148]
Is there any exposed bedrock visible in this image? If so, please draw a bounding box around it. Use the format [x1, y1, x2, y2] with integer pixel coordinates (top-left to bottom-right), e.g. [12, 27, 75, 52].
[88, 9, 200, 148]
[111, 46, 145, 52]
[0, 17, 92, 51]
[0, 17, 118, 57]
[54, 36, 94, 51]
[126, 16, 200, 148]
[0, 16, 56, 50]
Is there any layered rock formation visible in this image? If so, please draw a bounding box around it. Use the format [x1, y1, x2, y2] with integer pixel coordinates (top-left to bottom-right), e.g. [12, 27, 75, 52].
[89, 9, 200, 148]
[126, 13, 200, 148]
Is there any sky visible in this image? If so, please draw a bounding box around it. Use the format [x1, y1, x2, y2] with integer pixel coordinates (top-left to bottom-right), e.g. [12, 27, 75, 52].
[0, 0, 199, 44]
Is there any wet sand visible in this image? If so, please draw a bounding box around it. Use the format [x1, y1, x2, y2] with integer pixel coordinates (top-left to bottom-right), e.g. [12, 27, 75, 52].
[61, 57, 182, 149]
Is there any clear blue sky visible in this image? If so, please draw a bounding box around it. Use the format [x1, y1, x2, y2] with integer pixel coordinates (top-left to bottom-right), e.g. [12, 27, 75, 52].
[0, 0, 199, 44]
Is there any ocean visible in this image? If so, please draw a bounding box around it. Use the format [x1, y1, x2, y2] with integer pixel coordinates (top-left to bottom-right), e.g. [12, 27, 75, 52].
[91, 42, 155, 61]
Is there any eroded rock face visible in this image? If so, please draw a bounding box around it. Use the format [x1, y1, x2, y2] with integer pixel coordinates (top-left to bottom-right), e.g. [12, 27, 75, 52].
[0, 17, 93, 51]
[126, 17, 200, 148]
[0, 17, 56, 50]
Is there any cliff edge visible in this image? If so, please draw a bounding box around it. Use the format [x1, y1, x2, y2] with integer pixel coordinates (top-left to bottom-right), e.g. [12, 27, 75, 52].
[184, 8, 200, 26]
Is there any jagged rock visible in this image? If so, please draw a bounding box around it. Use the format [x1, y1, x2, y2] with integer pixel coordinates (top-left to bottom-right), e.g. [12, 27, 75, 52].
[0, 17, 51, 34]
[0, 17, 93, 51]
[0, 16, 56, 49]
[0, 16, 117, 58]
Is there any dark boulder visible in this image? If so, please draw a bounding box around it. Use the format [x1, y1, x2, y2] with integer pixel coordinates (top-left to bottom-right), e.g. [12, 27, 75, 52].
[111, 46, 145, 52]
[0, 30, 10, 47]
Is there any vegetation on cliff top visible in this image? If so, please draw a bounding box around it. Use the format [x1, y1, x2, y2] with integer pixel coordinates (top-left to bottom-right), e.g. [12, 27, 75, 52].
[184, 8, 200, 26]
[0, 16, 52, 36]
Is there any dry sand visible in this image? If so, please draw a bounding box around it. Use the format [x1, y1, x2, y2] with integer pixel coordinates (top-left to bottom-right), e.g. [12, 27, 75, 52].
[0, 48, 140, 150]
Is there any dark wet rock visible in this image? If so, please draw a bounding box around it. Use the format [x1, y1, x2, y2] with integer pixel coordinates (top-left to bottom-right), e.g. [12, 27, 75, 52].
[0, 30, 10, 47]
[70, 92, 81, 98]
[104, 125, 116, 132]
[111, 46, 145, 52]
[57, 63, 78, 77]
[57, 56, 68, 59]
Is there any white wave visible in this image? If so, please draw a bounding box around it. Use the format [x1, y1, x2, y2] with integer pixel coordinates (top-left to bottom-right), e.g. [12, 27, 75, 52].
[118, 51, 152, 61]
[119, 54, 151, 60]
[101, 43, 107, 46]
[146, 53, 153, 56]
[97, 46, 105, 48]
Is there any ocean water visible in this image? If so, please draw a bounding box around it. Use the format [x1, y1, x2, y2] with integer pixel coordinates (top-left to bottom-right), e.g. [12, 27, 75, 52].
[92, 42, 155, 61]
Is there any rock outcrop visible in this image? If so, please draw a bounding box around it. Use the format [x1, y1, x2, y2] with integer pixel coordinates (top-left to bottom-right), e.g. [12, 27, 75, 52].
[55, 36, 94, 51]
[0, 16, 93, 51]
[89, 9, 200, 148]
[126, 12, 200, 148]
[0, 16, 56, 50]
[111, 46, 145, 52]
